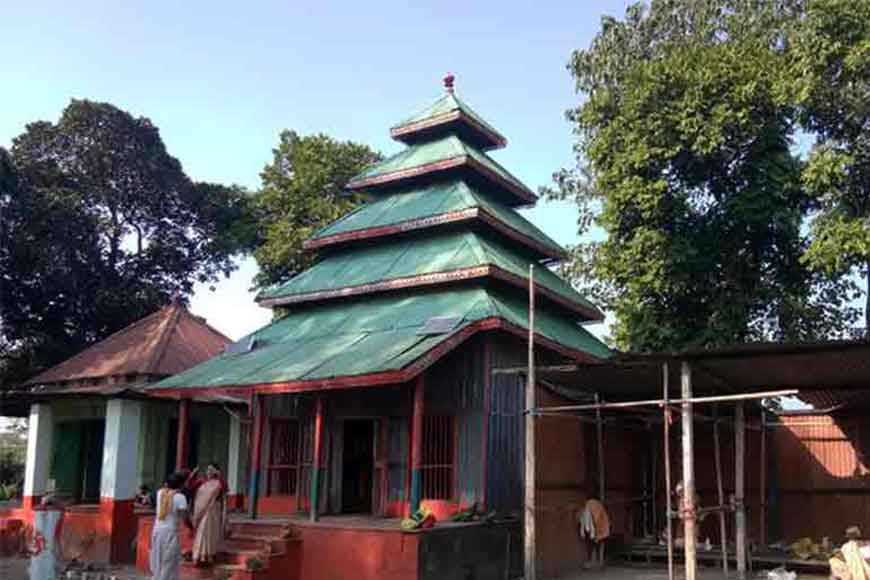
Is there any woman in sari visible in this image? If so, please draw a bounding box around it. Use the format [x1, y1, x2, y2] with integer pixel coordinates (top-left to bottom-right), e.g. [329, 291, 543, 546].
[150, 472, 193, 580]
[187, 463, 227, 566]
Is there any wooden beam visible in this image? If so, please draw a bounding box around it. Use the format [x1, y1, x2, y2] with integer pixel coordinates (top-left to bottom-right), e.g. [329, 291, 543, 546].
[714, 405, 729, 576]
[175, 398, 191, 471]
[681, 361, 698, 580]
[531, 389, 797, 413]
[760, 410, 768, 547]
[524, 264, 537, 580]
[595, 393, 605, 502]
[735, 402, 747, 578]
[410, 374, 425, 513]
[663, 363, 674, 580]
[248, 394, 265, 520]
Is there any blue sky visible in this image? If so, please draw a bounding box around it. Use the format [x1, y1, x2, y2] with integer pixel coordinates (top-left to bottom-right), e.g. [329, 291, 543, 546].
[1, 0, 631, 339]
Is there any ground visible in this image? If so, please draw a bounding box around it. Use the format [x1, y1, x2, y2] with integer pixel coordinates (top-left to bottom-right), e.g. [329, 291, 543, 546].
[0, 559, 832, 580]
[0, 557, 148, 580]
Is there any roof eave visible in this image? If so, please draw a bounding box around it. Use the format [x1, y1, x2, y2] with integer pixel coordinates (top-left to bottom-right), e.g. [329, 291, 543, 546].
[303, 206, 565, 260]
[346, 155, 537, 206]
[389, 110, 507, 151]
[256, 264, 603, 322]
[147, 316, 604, 397]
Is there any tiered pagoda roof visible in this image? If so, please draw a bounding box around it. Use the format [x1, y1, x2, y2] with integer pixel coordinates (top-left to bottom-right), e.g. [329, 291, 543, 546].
[153, 76, 610, 395]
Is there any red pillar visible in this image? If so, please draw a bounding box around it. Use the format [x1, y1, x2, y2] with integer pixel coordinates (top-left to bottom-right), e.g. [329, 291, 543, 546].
[310, 395, 324, 522]
[248, 394, 266, 519]
[410, 374, 425, 513]
[175, 398, 191, 471]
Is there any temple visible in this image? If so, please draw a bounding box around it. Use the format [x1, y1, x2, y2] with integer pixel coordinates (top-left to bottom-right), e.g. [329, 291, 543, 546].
[141, 75, 611, 579]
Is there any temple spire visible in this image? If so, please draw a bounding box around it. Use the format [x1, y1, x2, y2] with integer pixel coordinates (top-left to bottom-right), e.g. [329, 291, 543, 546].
[443, 72, 455, 94]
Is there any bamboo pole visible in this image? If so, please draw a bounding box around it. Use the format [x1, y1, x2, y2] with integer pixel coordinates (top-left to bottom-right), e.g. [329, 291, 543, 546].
[524, 264, 536, 580]
[652, 422, 658, 536]
[530, 389, 798, 414]
[681, 361, 697, 580]
[595, 393, 605, 502]
[714, 405, 729, 577]
[310, 395, 324, 522]
[735, 402, 747, 579]
[663, 363, 674, 580]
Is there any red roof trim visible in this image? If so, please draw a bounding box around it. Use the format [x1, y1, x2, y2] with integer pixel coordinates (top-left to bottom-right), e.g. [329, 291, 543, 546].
[259, 264, 602, 321]
[390, 110, 507, 151]
[303, 208, 479, 249]
[146, 317, 602, 398]
[346, 155, 536, 205]
[258, 265, 491, 308]
[488, 265, 603, 322]
[303, 206, 565, 260]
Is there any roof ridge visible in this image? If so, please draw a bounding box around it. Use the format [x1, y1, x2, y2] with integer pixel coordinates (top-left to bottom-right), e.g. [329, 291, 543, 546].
[25, 306, 169, 385]
[144, 303, 184, 375]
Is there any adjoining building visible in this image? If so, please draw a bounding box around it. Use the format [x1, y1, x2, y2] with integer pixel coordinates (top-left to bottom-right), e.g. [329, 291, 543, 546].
[0, 300, 241, 563]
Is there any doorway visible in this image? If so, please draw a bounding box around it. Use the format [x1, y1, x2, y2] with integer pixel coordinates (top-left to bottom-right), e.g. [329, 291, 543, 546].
[52, 419, 105, 503]
[341, 420, 375, 513]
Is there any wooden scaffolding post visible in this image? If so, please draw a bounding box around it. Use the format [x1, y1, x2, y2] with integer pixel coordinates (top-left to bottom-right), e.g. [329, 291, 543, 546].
[735, 402, 747, 578]
[595, 393, 605, 502]
[524, 264, 537, 580]
[681, 361, 698, 580]
[760, 410, 767, 547]
[310, 395, 324, 522]
[248, 394, 266, 520]
[714, 405, 729, 576]
[663, 363, 674, 580]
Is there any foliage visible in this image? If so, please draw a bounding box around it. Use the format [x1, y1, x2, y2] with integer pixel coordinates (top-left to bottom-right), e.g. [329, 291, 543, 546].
[0, 100, 253, 388]
[251, 131, 381, 291]
[791, 0, 870, 326]
[549, 0, 860, 351]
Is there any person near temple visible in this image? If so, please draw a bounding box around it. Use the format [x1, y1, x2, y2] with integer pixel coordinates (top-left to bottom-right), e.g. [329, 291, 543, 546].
[150, 472, 193, 580]
[186, 464, 228, 566]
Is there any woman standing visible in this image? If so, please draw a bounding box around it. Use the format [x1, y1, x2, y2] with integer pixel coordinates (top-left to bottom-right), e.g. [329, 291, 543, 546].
[150, 472, 192, 580]
[188, 463, 227, 566]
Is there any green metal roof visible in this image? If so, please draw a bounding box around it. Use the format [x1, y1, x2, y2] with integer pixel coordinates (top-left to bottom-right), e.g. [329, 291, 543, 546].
[346, 135, 534, 204]
[390, 92, 506, 149]
[151, 286, 611, 391]
[257, 230, 600, 318]
[309, 180, 563, 258]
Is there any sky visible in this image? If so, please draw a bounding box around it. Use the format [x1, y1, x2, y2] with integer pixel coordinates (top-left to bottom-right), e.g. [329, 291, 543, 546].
[1, 0, 632, 340]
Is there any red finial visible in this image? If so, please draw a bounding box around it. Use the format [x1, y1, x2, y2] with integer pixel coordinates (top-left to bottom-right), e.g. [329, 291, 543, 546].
[443, 72, 455, 93]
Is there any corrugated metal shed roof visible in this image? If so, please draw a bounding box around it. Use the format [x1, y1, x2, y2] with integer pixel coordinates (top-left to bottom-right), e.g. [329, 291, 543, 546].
[307, 180, 563, 258]
[25, 301, 231, 388]
[257, 229, 601, 319]
[530, 339, 870, 408]
[152, 286, 611, 391]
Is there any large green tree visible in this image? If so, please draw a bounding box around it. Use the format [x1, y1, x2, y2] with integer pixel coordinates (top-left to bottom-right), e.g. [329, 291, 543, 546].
[0, 100, 253, 389]
[251, 131, 381, 290]
[550, 0, 858, 351]
[792, 0, 870, 327]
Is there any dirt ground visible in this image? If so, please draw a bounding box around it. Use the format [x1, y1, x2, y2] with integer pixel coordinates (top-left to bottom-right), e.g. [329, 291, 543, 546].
[557, 564, 829, 580]
[0, 557, 148, 580]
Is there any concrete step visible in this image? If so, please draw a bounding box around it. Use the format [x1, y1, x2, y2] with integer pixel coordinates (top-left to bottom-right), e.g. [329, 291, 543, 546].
[227, 521, 293, 539]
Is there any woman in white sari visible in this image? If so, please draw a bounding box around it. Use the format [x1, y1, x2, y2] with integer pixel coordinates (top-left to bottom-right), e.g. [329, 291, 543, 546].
[189, 463, 227, 566]
[150, 472, 193, 580]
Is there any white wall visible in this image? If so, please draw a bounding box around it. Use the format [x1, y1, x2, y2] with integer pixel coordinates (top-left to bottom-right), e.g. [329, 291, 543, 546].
[100, 398, 142, 500]
[23, 403, 53, 497]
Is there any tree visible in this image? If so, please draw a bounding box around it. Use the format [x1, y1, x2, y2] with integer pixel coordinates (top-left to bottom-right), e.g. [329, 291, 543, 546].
[549, 0, 858, 351]
[0, 100, 253, 388]
[792, 0, 870, 329]
[251, 131, 381, 290]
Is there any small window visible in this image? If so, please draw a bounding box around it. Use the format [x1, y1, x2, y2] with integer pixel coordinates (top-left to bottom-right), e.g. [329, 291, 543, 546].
[267, 419, 300, 496]
[420, 415, 455, 500]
